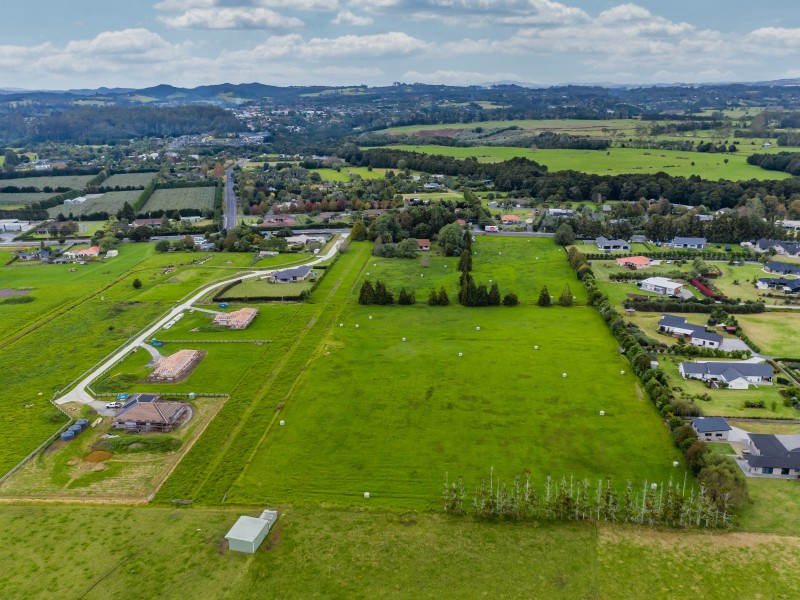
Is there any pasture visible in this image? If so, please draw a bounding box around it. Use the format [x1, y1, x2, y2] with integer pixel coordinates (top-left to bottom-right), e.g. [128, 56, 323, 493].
[737, 312, 800, 357]
[48, 190, 141, 218]
[379, 145, 790, 181]
[357, 252, 460, 299]
[310, 167, 391, 182]
[102, 172, 156, 188]
[3, 505, 800, 599]
[142, 187, 216, 213]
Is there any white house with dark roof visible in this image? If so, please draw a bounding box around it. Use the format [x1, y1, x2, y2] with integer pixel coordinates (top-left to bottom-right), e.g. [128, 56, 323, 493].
[671, 237, 706, 249]
[679, 361, 774, 390]
[764, 261, 800, 276]
[270, 264, 312, 284]
[691, 417, 732, 441]
[743, 434, 800, 477]
[755, 238, 800, 257]
[756, 278, 800, 294]
[658, 314, 723, 349]
[595, 236, 630, 252]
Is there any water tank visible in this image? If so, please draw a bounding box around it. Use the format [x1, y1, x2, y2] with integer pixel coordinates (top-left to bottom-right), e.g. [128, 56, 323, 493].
[68, 425, 82, 435]
[75, 419, 89, 430]
[61, 431, 75, 442]
[188, 393, 196, 400]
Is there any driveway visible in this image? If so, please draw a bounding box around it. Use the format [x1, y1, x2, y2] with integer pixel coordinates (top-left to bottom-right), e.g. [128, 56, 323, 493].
[720, 338, 752, 353]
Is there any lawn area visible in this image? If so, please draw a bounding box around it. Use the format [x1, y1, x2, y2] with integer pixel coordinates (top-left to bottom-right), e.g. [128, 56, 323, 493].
[660, 357, 797, 419]
[706, 442, 735, 455]
[218, 274, 317, 300]
[589, 258, 702, 307]
[729, 420, 800, 434]
[381, 145, 789, 181]
[737, 312, 800, 357]
[712, 261, 780, 303]
[3, 504, 799, 599]
[737, 477, 800, 535]
[472, 236, 587, 305]
[622, 311, 738, 347]
[310, 166, 392, 181]
[227, 301, 684, 510]
[357, 251, 460, 299]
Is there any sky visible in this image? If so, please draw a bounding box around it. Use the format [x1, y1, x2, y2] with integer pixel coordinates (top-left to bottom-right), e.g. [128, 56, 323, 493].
[2, 0, 800, 90]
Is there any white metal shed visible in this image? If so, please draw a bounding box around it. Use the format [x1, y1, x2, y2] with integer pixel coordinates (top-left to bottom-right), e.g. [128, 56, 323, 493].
[225, 511, 278, 553]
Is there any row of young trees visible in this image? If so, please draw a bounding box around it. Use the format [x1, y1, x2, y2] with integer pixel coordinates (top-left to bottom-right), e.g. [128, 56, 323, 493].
[536, 284, 573, 307]
[444, 469, 735, 528]
[457, 232, 520, 306]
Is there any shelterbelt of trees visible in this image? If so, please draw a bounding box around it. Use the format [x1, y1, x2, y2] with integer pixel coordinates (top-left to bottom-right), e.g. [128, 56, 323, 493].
[343, 148, 800, 210]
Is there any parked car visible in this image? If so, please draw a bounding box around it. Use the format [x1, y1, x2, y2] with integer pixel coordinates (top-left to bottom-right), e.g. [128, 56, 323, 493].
[105, 401, 123, 409]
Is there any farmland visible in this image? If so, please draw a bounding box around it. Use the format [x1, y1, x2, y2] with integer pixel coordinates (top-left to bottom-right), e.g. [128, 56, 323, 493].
[1, 174, 95, 190]
[47, 190, 141, 218]
[0, 192, 58, 206]
[378, 145, 790, 181]
[102, 172, 157, 188]
[3, 505, 800, 599]
[737, 312, 800, 357]
[142, 187, 216, 213]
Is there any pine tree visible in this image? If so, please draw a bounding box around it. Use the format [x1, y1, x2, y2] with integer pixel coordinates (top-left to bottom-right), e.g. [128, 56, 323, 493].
[502, 292, 519, 306]
[459, 250, 472, 272]
[488, 282, 501, 306]
[559, 284, 573, 307]
[428, 288, 438, 306]
[359, 280, 375, 305]
[537, 285, 551, 307]
[437, 286, 450, 306]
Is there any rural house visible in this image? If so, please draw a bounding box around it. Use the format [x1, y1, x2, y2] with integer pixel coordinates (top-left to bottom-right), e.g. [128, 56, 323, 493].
[65, 246, 101, 259]
[678, 361, 774, 389]
[755, 238, 800, 257]
[691, 417, 732, 441]
[546, 208, 574, 218]
[501, 214, 521, 224]
[756, 278, 800, 294]
[743, 434, 800, 477]
[270, 264, 312, 284]
[763, 261, 800, 276]
[639, 277, 683, 296]
[417, 239, 431, 251]
[112, 393, 189, 433]
[595, 236, 630, 252]
[615, 256, 651, 269]
[671, 237, 706, 249]
[658, 314, 723, 348]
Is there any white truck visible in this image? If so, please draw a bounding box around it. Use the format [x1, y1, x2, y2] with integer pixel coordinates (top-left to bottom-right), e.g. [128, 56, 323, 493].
[485, 225, 499, 232]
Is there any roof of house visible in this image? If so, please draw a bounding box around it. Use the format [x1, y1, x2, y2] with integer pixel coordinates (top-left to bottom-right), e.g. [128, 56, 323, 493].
[745, 434, 800, 470]
[115, 400, 187, 424]
[659, 314, 691, 329]
[757, 238, 800, 254]
[659, 314, 723, 343]
[680, 361, 774, 381]
[691, 417, 732, 433]
[673, 237, 706, 245]
[692, 329, 724, 343]
[417, 238, 431, 246]
[765, 261, 800, 275]
[616, 256, 650, 265]
[641, 277, 682, 288]
[596, 236, 628, 246]
[501, 214, 520, 222]
[273, 264, 312, 279]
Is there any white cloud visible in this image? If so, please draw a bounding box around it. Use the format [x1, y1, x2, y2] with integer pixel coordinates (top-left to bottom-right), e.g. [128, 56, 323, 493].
[332, 10, 373, 26]
[160, 7, 304, 29]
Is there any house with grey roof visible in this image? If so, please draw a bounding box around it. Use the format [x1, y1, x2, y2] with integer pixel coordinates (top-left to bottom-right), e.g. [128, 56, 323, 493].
[763, 261, 800, 276]
[671, 237, 706, 249]
[743, 434, 800, 477]
[691, 417, 731, 441]
[595, 236, 630, 252]
[755, 238, 800, 257]
[756, 278, 800, 294]
[679, 361, 774, 390]
[270, 264, 312, 284]
[658, 314, 723, 349]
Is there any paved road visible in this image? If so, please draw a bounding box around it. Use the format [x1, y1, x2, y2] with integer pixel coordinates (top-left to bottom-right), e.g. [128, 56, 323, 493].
[223, 159, 249, 231]
[55, 234, 349, 413]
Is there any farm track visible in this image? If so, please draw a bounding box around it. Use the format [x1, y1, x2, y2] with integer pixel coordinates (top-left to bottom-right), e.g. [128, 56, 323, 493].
[155, 243, 369, 504]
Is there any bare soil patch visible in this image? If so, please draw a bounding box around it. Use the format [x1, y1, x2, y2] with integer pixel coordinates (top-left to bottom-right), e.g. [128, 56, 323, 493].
[84, 450, 113, 463]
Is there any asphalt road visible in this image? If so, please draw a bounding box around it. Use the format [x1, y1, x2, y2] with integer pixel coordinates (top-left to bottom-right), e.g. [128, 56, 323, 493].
[224, 167, 237, 231]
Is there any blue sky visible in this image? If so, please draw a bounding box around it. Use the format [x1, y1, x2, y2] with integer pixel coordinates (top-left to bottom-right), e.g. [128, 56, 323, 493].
[2, 1, 800, 89]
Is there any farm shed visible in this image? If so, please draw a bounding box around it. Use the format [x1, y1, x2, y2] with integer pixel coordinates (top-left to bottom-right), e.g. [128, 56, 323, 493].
[225, 510, 278, 554]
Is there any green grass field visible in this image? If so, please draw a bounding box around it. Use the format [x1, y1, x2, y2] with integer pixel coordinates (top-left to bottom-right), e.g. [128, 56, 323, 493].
[3, 504, 800, 599]
[142, 187, 216, 213]
[310, 167, 392, 182]
[102, 172, 156, 188]
[379, 145, 790, 181]
[737, 313, 800, 357]
[0, 192, 58, 205]
[380, 118, 641, 136]
[1, 174, 94, 190]
[47, 190, 141, 218]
